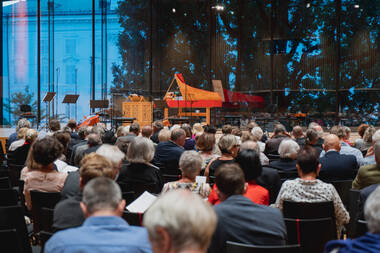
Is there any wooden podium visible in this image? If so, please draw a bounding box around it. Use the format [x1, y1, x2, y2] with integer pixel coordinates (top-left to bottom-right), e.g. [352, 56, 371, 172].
[122, 102, 153, 127]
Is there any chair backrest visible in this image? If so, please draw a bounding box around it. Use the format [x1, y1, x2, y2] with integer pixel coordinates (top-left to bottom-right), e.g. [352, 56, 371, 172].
[30, 191, 61, 234]
[209, 176, 216, 187]
[39, 231, 53, 253]
[327, 180, 353, 207]
[355, 220, 368, 238]
[0, 229, 23, 253]
[40, 207, 55, 233]
[0, 189, 19, 206]
[0, 205, 32, 253]
[277, 171, 298, 180]
[7, 164, 24, 187]
[226, 241, 300, 253]
[162, 174, 181, 184]
[122, 211, 144, 226]
[118, 181, 158, 196]
[158, 160, 181, 175]
[282, 201, 337, 238]
[284, 217, 336, 253]
[346, 189, 361, 238]
[0, 177, 11, 189]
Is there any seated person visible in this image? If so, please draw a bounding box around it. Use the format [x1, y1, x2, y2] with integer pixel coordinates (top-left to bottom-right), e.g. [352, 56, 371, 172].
[304, 128, 323, 156]
[269, 139, 299, 171]
[352, 142, 380, 190]
[144, 190, 217, 253]
[208, 149, 269, 205]
[153, 128, 185, 169]
[162, 151, 210, 198]
[53, 153, 114, 231]
[208, 163, 286, 253]
[22, 137, 68, 210]
[325, 185, 380, 253]
[264, 124, 290, 157]
[7, 128, 38, 166]
[118, 136, 163, 193]
[205, 134, 239, 178]
[6, 118, 31, 150]
[196, 133, 219, 171]
[319, 134, 358, 180]
[273, 146, 349, 237]
[45, 177, 152, 253]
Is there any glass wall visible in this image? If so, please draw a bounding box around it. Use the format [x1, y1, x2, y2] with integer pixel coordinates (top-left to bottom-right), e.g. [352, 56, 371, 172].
[1, 0, 380, 127]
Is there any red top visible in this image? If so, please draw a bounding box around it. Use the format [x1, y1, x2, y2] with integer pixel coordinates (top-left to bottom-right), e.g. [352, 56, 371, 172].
[208, 180, 269, 206]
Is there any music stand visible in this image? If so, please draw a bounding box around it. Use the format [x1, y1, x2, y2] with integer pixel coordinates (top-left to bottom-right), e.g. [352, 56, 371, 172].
[90, 100, 109, 123]
[62, 95, 80, 120]
[43, 92, 56, 127]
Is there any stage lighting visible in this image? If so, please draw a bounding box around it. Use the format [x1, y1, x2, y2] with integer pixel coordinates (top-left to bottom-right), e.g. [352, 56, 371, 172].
[354, 4, 360, 8]
[306, 3, 311, 8]
[172, 8, 176, 13]
[212, 4, 225, 12]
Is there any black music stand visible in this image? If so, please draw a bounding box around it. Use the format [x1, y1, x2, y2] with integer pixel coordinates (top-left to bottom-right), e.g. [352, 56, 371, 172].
[90, 100, 109, 124]
[43, 92, 56, 127]
[62, 95, 79, 120]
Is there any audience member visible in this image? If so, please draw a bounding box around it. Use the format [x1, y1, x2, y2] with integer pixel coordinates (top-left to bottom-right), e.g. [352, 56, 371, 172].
[66, 119, 79, 140]
[319, 134, 358, 180]
[181, 124, 195, 150]
[23, 137, 68, 210]
[143, 190, 216, 253]
[240, 140, 269, 165]
[157, 128, 171, 142]
[53, 131, 78, 173]
[209, 149, 269, 205]
[360, 129, 380, 166]
[274, 146, 349, 237]
[6, 118, 31, 150]
[46, 177, 152, 253]
[354, 124, 370, 151]
[53, 153, 114, 231]
[292, 125, 305, 147]
[269, 139, 299, 171]
[208, 163, 286, 253]
[162, 151, 210, 198]
[48, 119, 61, 135]
[308, 122, 324, 148]
[125, 122, 140, 142]
[192, 123, 204, 137]
[251, 126, 265, 152]
[305, 128, 323, 155]
[150, 120, 164, 144]
[153, 128, 185, 169]
[196, 133, 219, 171]
[221, 124, 232, 135]
[142, 125, 153, 138]
[264, 124, 289, 157]
[7, 128, 37, 165]
[116, 126, 129, 138]
[74, 133, 102, 166]
[247, 121, 258, 133]
[70, 126, 91, 165]
[8, 127, 29, 152]
[119, 136, 163, 193]
[325, 185, 380, 253]
[352, 142, 380, 190]
[321, 126, 363, 165]
[205, 134, 238, 178]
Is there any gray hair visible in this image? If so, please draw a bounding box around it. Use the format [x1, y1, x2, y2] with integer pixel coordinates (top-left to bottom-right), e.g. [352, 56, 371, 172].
[374, 142, 380, 161]
[273, 124, 286, 135]
[127, 136, 155, 163]
[364, 185, 380, 234]
[179, 151, 203, 179]
[143, 190, 217, 252]
[251, 127, 263, 140]
[171, 128, 186, 141]
[82, 177, 122, 215]
[240, 141, 260, 154]
[16, 118, 31, 131]
[116, 126, 129, 137]
[96, 144, 125, 169]
[372, 130, 380, 144]
[278, 139, 300, 158]
[363, 126, 376, 143]
[158, 129, 171, 142]
[87, 133, 102, 147]
[218, 134, 238, 154]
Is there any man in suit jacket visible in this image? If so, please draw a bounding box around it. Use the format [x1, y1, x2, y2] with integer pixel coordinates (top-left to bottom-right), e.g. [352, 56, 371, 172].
[153, 128, 185, 169]
[353, 142, 380, 190]
[208, 163, 287, 253]
[319, 134, 358, 181]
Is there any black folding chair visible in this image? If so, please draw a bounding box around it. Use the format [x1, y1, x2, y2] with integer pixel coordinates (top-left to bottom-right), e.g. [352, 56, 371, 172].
[0, 189, 19, 206]
[346, 189, 361, 238]
[0, 205, 32, 253]
[40, 208, 55, 233]
[354, 220, 368, 238]
[0, 177, 11, 189]
[7, 164, 24, 188]
[162, 174, 181, 184]
[39, 231, 53, 253]
[122, 211, 144, 226]
[226, 241, 300, 253]
[30, 191, 61, 235]
[282, 201, 337, 239]
[118, 182, 158, 197]
[157, 160, 181, 176]
[0, 229, 23, 253]
[328, 180, 353, 207]
[284, 217, 336, 253]
[122, 191, 136, 205]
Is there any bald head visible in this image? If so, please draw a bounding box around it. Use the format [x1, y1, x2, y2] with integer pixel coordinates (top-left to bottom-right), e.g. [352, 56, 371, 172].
[240, 141, 260, 154]
[323, 134, 341, 152]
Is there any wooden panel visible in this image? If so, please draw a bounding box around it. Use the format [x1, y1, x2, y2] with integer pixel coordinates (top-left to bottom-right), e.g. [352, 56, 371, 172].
[122, 102, 153, 127]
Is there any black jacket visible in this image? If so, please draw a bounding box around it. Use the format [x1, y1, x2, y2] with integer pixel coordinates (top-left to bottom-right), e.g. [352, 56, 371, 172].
[319, 151, 359, 181]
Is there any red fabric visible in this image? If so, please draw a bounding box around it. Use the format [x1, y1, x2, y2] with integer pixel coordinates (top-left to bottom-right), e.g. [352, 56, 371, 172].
[166, 100, 222, 108]
[222, 89, 264, 108]
[296, 218, 301, 245]
[208, 180, 269, 206]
